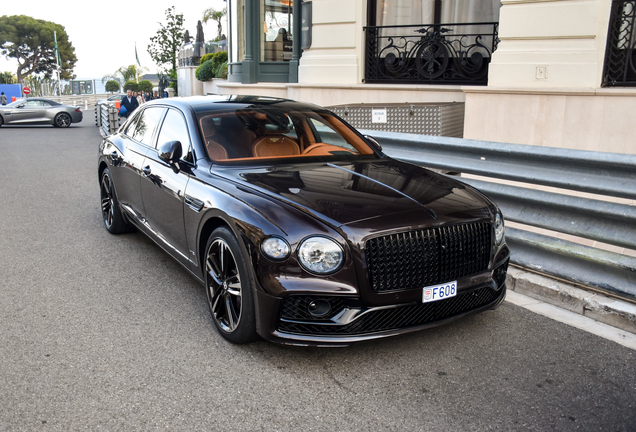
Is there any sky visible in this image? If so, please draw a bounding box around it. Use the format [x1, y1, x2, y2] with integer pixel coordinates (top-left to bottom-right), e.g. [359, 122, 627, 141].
[0, 0, 228, 80]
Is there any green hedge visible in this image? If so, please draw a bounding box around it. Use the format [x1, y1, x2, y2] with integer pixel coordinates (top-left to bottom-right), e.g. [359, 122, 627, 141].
[138, 80, 153, 93]
[105, 80, 120, 93]
[123, 80, 138, 92]
[196, 51, 228, 81]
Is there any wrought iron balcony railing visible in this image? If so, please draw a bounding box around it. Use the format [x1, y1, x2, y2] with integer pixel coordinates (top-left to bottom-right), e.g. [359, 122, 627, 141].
[603, 1, 636, 86]
[364, 22, 499, 85]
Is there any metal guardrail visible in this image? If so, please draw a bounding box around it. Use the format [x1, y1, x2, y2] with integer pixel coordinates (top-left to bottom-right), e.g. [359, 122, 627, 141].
[362, 130, 636, 301]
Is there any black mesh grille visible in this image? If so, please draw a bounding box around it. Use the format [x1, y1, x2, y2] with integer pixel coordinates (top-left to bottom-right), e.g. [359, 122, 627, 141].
[278, 286, 502, 336]
[365, 223, 492, 293]
[280, 296, 346, 321]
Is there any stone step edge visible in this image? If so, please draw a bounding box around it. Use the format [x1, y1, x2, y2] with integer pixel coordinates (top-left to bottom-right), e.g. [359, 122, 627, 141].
[506, 266, 636, 335]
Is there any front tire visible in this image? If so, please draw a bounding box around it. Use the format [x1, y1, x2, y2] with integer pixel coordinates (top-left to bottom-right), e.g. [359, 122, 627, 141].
[204, 227, 257, 344]
[54, 112, 72, 128]
[100, 168, 132, 234]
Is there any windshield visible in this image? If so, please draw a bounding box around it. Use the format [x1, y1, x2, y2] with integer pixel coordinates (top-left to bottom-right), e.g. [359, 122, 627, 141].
[196, 105, 376, 162]
[5, 99, 26, 107]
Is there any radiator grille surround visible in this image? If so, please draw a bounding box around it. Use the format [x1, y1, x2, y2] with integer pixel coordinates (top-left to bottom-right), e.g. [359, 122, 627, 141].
[365, 223, 492, 293]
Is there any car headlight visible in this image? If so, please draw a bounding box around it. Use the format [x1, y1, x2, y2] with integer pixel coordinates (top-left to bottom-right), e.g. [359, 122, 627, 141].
[261, 237, 290, 260]
[298, 236, 344, 274]
[494, 212, 505, 245]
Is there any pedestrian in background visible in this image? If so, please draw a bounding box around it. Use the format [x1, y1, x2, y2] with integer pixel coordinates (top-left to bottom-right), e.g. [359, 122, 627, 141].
[120, 89, 139, 117]
[153, 90, 159, 100]
[134, 91, 144, 105]
[0, 92, 6, 106]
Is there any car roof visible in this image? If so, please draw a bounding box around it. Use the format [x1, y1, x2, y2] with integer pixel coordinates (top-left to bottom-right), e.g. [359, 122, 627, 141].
[143, 95, 326, 114]
[22, 98, 61, 105]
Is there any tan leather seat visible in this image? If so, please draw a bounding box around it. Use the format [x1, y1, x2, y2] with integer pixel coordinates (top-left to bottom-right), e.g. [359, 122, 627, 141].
[252, 136, 300, 157]
[200, 116, 228, 160]
[207, 140, 228, 160]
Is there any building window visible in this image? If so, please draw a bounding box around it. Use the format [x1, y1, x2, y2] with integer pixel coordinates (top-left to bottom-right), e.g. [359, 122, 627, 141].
[230, 0, 245, 63]
[365, 0, 501, 85]
[228, 0, 301, 84]
[262, 0, 294, 62]
[603, 0, 636, 87]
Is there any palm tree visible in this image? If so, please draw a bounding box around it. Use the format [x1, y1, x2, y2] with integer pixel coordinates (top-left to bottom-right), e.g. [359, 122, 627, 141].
[102, 65, 149, 86]
[202, 7, 227, 40]
[0, 71, 17, 84]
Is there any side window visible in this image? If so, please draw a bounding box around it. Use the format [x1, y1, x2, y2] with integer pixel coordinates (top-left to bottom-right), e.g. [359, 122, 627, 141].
[157, 109, 193, 163]
[122, 112, 140, 136]
[130, 107, 166, 147]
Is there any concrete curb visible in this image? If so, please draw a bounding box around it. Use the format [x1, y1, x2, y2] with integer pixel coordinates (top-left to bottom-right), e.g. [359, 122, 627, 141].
[506, 266, 636, 334]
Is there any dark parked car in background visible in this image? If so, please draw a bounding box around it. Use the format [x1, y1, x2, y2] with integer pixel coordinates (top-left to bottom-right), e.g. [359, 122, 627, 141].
[98, 95, 509, 346]
[0, 98, 82, 127]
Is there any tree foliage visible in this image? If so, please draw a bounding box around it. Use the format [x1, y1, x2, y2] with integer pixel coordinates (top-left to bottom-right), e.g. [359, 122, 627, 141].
[102, 65, 148, 86]
[105, 80, 120, 93]
[0, 71, 17, 84]
[124, 81, 139, 92]
[202, 7, 226, 41]
[148, 7, 185, 74]
[138, 80, 153, 93]
[0, 15, 77, 83]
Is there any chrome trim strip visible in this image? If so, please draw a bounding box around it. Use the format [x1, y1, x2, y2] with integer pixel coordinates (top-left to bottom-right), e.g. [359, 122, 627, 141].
[120, 204, 195, 265]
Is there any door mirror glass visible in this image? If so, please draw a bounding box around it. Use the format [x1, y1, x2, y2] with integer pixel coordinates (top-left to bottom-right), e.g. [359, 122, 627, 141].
[158, 140, 183, 165]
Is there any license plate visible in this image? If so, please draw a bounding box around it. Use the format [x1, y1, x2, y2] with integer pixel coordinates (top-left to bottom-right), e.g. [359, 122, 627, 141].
[422, 281, 457, 303]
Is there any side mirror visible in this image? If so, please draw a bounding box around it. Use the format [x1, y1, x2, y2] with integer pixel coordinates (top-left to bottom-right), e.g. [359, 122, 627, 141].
[158, 140, 183, 165]
[17, 104, 25, 108]
[364, 135, 383, 152]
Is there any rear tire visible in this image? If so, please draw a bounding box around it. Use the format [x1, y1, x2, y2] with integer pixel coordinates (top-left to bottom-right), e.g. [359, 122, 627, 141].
[54, 112, 71, 128]
[100, 168, 133, 234]
[204, 227, 258, 344]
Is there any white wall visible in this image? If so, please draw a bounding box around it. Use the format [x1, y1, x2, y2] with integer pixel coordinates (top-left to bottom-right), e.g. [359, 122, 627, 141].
[297, 0, 364, 85]
[488, 0, 612, 88]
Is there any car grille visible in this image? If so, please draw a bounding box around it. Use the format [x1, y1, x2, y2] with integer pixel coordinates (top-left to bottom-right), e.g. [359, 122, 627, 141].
[365, 223, 492, 293]
[277, 286, 503, 336]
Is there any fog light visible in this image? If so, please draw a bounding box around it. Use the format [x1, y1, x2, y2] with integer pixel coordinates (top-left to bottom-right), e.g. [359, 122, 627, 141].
[308, 299, 332, 318]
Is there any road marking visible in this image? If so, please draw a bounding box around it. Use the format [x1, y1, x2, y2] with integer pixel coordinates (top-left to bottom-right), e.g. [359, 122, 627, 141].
[506, 291, 636, 351]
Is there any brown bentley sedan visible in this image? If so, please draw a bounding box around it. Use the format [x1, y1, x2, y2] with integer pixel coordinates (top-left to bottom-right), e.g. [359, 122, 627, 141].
[98, 95, 509, 346]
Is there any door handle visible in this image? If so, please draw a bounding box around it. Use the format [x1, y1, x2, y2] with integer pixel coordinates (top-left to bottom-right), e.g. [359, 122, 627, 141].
[142, 165, 151, 176]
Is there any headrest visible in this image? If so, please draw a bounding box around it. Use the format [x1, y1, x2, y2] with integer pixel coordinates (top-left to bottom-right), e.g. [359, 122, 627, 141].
[200, 116, 215, 136]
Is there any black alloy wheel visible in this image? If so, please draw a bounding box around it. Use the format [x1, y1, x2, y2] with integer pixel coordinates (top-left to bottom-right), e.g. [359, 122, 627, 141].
[204, 227, 257, 344]
[54, 112, 72, 128]
[100, 168, 132, 234]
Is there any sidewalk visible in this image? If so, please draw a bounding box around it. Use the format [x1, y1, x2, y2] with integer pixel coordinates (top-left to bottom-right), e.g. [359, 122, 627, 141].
[506, 266, 636, 337]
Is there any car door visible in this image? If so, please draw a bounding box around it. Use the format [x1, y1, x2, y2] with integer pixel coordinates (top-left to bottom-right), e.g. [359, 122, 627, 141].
[139, 107, 193, 266]
[13, 100, 46, 123]
[109, 106, 167, 222]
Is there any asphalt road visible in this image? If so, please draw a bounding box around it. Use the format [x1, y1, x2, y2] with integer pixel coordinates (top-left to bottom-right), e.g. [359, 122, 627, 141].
[0, 113, 634, 431]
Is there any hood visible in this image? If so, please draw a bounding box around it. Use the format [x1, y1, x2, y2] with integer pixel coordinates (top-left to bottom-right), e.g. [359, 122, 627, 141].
[218, 158, 494, 230]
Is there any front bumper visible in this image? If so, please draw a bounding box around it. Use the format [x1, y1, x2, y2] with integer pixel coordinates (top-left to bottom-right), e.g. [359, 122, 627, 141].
[255, 273, 507, 347]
